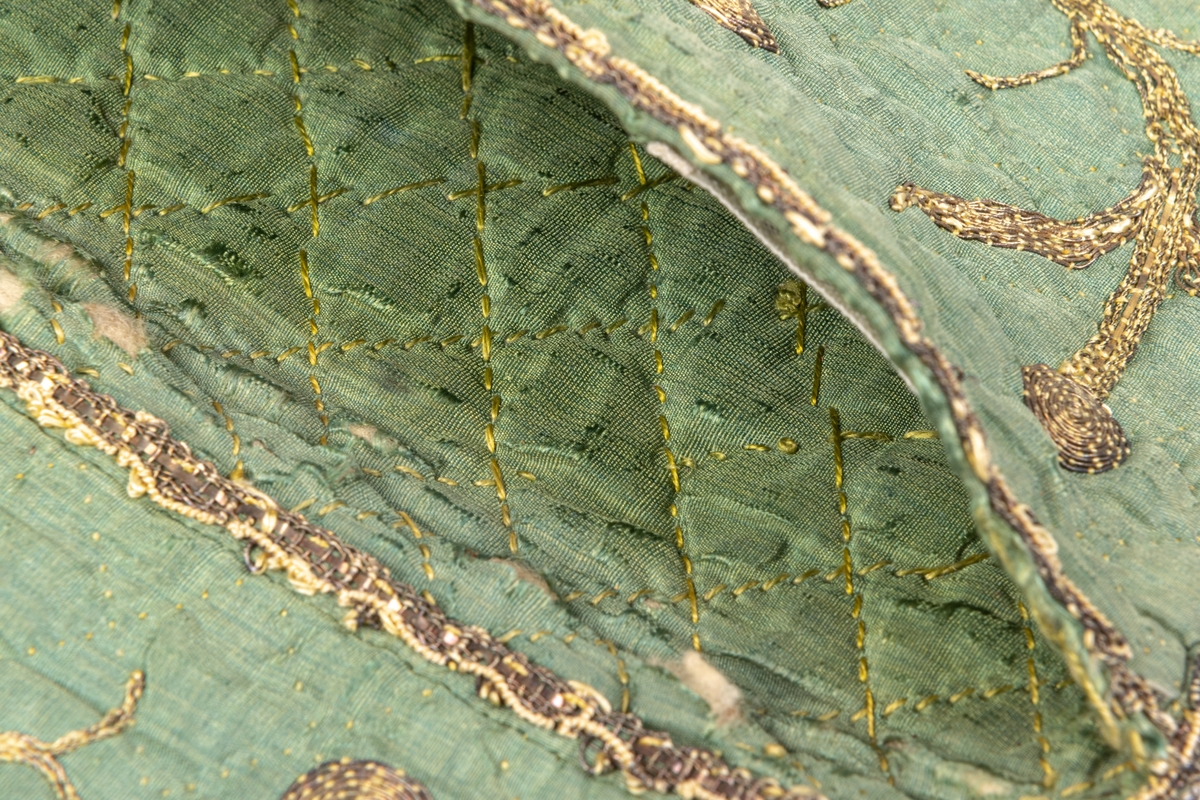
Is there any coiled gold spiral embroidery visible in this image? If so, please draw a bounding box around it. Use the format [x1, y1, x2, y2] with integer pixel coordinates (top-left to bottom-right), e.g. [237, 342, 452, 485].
[279, 759, 433, 800]
[1021, 364, 1130, 474]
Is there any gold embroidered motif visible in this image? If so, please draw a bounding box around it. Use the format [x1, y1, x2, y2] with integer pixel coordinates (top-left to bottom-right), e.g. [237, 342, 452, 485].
[889, 0, 1200, 474]
[688, 0, 778, 53]
[0, 671, 144, 800]
[279, 759, 433, 800]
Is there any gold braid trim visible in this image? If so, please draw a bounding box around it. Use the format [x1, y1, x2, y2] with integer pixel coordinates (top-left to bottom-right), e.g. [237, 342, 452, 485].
[458, 0, 1193, 788]
[0, 671, 144, 800]
[0, 329, 819, 800]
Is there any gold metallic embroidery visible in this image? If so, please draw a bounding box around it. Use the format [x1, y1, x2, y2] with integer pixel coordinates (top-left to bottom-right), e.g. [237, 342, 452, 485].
[279, 759, 433, 800]
[688, 0, 778, 53]
[889, 0, 1200, 474]
[0, 671, 144, 800]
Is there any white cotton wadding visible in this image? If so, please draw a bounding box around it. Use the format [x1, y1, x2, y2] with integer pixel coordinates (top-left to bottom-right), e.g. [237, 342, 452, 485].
[663, 650, 743, 727]
[0, 267, 26, 312]
[492, 558, 559, 601]
[83, 302, 147, 356]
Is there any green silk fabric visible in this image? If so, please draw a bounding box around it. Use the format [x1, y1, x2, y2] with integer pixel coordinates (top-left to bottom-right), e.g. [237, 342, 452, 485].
[0, 0, 1195, 798]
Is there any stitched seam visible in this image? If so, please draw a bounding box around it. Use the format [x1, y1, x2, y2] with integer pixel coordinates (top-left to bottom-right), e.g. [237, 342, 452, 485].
[629, 142, 700, 649]
[112, 1, 137, 304]
[1018, 599, 1058, 790]
[284, 0, 328, 446]
[829, 407, 885, 776]
[455, 23, 519, 554]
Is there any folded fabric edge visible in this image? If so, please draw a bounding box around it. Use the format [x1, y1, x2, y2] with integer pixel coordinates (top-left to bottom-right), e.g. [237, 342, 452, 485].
[0, 327, 826, 800]
[442, 0, 1200, 793]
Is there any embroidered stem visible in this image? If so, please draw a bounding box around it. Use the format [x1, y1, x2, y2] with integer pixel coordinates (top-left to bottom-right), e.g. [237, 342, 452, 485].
[0, 671, 144, 800]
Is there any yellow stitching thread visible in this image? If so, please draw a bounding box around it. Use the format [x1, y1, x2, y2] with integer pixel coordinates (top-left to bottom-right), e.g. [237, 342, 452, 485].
[629, 142, 700, 648]
[211, 400, 242, 475]
[830, 408, 885, 774]
[893, 552, 990, 579]
[362, 179, 445, 206]
[199, 192, 269, 214]
[809, 345, 825, 407]
[543, 175, 617, 196]
[281, 0, 329, 447]
[286, 186, 348, 213]
[775, 280, 813, 355]
[107, 6, 140, 299]
[438, 24, 520, 553]
[1017, 600, 1057, 790]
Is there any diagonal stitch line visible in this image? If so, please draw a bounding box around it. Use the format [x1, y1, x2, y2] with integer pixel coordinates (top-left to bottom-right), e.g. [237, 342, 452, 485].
[283, 0, 329, 447]
[450, 22, 518, 553]
[111, 0, 137, 305]
[628, 142, 700, 651]
[1017, 599, 1058, 790]
[829, 408, 884, 776]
